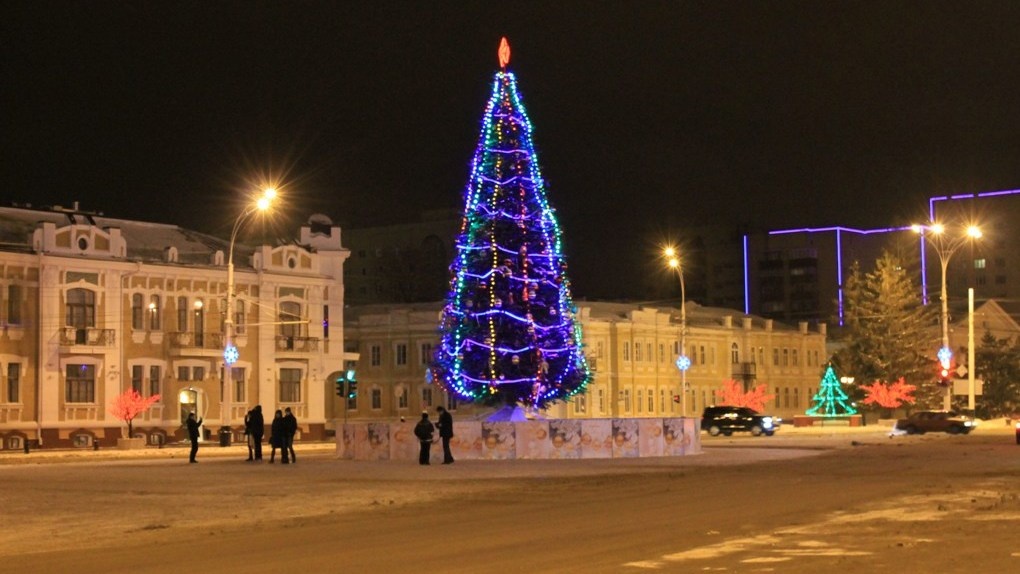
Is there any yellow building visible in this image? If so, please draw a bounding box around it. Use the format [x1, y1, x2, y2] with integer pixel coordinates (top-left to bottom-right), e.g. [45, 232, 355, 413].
[343, 301, 828, 422]
[0, 206, 354, 450]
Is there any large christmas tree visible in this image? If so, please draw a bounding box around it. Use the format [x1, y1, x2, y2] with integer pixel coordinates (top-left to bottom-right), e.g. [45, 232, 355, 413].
[431, 38, 590, 411]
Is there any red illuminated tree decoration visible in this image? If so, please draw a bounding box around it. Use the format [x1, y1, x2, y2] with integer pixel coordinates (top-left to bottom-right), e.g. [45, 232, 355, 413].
[860, 378, 916, 409]
[109, 389, 161, 437]
[498, 36, 511, 69]
[713, 379, 776, 413]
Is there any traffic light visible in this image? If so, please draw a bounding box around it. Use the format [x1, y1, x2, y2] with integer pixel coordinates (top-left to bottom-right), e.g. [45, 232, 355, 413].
[335, 376, 345, 398]
[937, 363, 953, 387]
[345, 369, 358, 398]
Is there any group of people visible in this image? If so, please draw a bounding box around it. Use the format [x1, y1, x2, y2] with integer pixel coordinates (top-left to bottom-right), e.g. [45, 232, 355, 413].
[184, 405, 298, 464]
[414, 406, 454, 465]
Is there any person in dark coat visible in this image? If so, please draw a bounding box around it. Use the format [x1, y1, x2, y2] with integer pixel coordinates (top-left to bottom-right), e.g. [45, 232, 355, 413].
[413, 411, 434, 465]
[249, 405, 265, 461]
[243, 409, 254, 461]
[435, 406, 454, 464]
[283, 407, 297, 464]
[186, 412, 203, 463]
[269, 409, 290, 464]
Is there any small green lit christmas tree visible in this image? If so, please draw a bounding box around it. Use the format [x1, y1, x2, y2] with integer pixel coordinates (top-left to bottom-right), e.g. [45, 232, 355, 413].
[806, 364, 858, 416]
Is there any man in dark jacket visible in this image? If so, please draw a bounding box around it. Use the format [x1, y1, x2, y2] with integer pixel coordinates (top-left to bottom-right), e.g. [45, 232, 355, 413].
[413, 411, 434, 465]
[283, 407, 297, 463]
[186, 412, 203, 463]
[243, 409, 254, 461]
[250, 405, 265, 461]
[435, 406, 454, 464]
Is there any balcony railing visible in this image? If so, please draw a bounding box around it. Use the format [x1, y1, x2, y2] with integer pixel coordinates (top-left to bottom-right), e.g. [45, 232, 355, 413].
[60, 327, 116, 346]
[275, 336, 320, 352]
[168, 331, 225, 349]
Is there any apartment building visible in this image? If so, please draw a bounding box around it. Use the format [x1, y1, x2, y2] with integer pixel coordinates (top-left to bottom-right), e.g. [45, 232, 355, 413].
[0, 206, 353, 450]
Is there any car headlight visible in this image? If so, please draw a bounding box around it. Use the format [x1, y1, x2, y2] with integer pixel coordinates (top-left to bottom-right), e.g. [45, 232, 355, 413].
[762, 417, 773, 429]
[964, 421, 973, 427]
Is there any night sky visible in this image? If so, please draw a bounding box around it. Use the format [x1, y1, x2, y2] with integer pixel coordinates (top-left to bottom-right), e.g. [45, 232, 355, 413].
[5, 2, 1020, 299]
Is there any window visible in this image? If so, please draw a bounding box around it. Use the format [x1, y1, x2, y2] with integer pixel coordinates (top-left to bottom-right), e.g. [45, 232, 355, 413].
[177, 296, 188, 331]
[730, 343, 739, 364]
[637, 390, 643, 413]
[974, 258, 986, 269]
[648, 391, 654, 413]
[659, 343, 665, 363]
[774, 388, 781, 408]
[660, 389, 666, 412]
[280, 301, 301, 338]
[395, 343, 408, 366]
[397, 386, 408, 409]
[792, 349, 798, 367]
[279, 368, 302, 403]
[784, 388, 790, 408]
[421, 387, 433, 409]
[371, 388, 382, 410]
[647, 344, 652, 362]
[132, 294, 144, 330]
[193, 366, 206, 381]
[700, 345, 706, 365]
[150, 366, 162, 398]
[635, 343, 642, 362]
[66, 288, 96, 329]
[231, 367, 244, 402]
[446, 394, 457, 411]
[7, 285, 22, 324]
[65, 364, 96, 403]
[149, 295, 161, 330]
[131, 365, 144, 393]
[782, 349, 789, 367]
[623, 342, 630, 361]
[6, 363, 20, 403]
[322, 304, 329, 339]
[773, 349, 779, 366]
[573, 394, 587, 414]
[794, 387, 800, 407]
[370, 345, 381, 367]
[598, 388, 605, 413]
[420, 343, 433, 365]
[177, 366, 191, 381]
[234, 300, 244, 335]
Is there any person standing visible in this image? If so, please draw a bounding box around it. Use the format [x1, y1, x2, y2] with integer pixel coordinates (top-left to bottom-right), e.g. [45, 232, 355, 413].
[413, 411, 434, 465]
[250, 405, 265, 461]
[435, 405, 454, 464]
[269, 409, 288, 464]
[243, 409, 254, 462]
[283, 407, 298, 464]
[186, 412, 203, 463]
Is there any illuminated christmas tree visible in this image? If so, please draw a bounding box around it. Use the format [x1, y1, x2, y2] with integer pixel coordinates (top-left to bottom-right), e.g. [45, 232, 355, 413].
[806, 364, 858, 416]
[431, 38, 590, 411]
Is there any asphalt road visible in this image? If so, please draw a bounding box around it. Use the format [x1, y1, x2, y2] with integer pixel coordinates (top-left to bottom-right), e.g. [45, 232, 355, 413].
[2, 429, 1018, 573]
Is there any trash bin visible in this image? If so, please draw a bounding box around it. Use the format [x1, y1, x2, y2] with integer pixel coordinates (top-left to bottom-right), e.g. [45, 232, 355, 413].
[219, 427, 232, 447]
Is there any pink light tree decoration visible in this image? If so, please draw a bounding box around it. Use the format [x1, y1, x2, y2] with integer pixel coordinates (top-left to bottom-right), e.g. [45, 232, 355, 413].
[860, 378, 917, 410]
[109, 389, 161, 437]
[713, 379, 776, 413]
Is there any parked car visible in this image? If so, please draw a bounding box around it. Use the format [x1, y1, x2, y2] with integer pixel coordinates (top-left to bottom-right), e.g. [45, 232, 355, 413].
[701, 406, 777, 437]
[895, 411, 976, 435]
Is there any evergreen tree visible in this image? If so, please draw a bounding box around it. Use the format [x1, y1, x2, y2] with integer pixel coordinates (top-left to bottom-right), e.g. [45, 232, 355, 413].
[432, 39, 590, 409]
[833, 252, 941, 408]
[973, 331, 1020, 417]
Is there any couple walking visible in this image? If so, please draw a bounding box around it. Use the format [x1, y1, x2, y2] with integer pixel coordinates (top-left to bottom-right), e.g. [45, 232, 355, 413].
[269, 407, 298, 464]
[414, 406, 454, 465]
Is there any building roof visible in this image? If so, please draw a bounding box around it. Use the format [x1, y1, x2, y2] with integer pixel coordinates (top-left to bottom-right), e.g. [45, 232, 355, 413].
[0, 205, 256, 267]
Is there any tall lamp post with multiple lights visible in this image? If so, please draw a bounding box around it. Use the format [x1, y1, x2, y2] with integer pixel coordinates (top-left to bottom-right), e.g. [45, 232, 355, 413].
[911, 222, 981, 411]
[221, 188, 277, 444]
[664, 247, 690, 418]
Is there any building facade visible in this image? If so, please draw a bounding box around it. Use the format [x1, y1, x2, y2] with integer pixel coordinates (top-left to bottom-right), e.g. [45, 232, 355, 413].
[343, 301, 829, 422]
[0, 206, 353, 450]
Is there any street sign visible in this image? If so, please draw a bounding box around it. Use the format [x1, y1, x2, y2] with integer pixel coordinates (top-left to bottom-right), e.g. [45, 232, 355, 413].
[952, 379, 983, 396]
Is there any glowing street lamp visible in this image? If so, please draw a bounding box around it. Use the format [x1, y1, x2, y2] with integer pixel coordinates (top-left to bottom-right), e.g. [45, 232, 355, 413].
[664, 246, 689, 418]
[912, 221, 981, 410]
[222, 187, 277, 443]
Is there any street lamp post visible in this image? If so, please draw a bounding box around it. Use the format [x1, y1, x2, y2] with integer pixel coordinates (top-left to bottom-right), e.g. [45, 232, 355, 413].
[665, 247, 689, 418]
[912, 222, 981, 411]
[222, 188, 277, 444]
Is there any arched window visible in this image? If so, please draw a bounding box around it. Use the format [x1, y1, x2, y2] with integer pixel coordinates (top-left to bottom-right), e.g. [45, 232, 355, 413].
[730, 343, 739, 364]
[149, 295, 161, 330]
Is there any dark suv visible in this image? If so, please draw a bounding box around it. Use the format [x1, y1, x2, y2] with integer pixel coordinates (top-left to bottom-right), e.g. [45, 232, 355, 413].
[701, 406, 777, 437]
